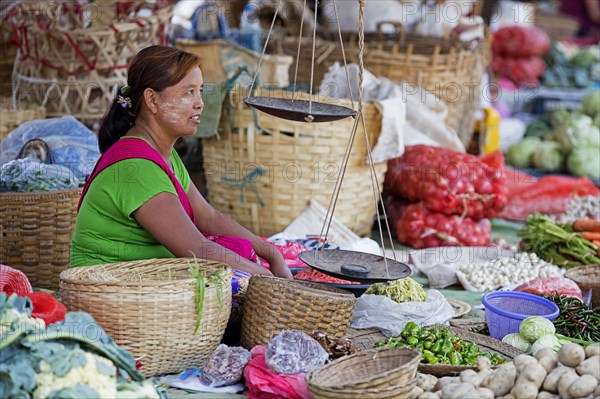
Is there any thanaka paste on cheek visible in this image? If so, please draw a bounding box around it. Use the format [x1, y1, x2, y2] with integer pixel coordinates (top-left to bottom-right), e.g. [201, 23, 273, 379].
[160, 96, 196, 125]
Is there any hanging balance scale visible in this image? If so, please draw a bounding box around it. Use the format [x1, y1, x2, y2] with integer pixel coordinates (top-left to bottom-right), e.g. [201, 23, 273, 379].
[244, 0, 411, 284]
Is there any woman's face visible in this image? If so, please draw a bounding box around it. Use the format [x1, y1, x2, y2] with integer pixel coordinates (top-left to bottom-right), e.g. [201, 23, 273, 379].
[155, 66, 204, 137]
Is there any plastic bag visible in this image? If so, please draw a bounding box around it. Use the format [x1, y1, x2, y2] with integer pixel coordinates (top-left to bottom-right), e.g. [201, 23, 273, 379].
[200, 344, 251, 388]
[1, 159, 79, 192]
[513, 277, 582, 299]
[350, 291, 455, 337]
[0, 116, 100, 181]
[244, 346, 312, 399]
[265, 330, 328, 375]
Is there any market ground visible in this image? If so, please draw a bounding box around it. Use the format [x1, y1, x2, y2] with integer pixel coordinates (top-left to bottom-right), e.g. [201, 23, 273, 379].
[163, 218, 524, 398]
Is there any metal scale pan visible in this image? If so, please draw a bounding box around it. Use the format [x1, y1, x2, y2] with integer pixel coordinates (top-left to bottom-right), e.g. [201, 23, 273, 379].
[243, 96, 357, 123]
[298, 249, 412, 284]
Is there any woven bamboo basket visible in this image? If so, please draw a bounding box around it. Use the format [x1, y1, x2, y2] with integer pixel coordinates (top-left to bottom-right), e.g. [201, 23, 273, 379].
[0, 24, 16, 88]
[565, 264, 600, 309]
[306, 347, 420, 399]
[345, 325, 523, 377]
[240, 275, 356, 349]
[60, 258, 232, 377]
[7, 1, 171, 125]
[0, 187, 81, 290]
[202, 89, 386, 237]
[272, 27, 491, 146]
[0, 96, 46, 141]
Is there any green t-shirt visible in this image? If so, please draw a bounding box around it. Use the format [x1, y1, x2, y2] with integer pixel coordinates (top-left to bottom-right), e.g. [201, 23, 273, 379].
[70, 138, 191, 267]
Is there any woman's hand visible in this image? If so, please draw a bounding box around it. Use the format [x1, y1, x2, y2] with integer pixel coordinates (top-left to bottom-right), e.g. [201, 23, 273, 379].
[269, 257, 293, 279]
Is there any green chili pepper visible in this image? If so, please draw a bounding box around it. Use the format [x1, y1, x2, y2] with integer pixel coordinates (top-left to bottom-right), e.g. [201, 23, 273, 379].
[431, 340, 442, 354]
[424, 355, 439, 364]
[450, 351, 462, 365]
[423, 340, 433, 350]
[407, 336, 419, 346]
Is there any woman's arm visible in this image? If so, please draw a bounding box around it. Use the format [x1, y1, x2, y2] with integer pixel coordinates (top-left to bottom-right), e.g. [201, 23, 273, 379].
[187, 184, 293, 279]
[133, 192, 274, 276]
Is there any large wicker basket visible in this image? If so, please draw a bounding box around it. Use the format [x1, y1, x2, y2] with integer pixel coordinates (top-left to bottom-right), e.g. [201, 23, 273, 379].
[240, 276, 356, 349]
[0, 187, 81, 290]
[203, 89, 386, 237]
[60, 258, 232, 377]
[7, 1, 172, 125]
[272, 27, 491, 145]
[306, 347, 420, 399]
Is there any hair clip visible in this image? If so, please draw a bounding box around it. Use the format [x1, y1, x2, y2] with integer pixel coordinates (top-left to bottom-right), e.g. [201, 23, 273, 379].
[116, 94, 132, 109]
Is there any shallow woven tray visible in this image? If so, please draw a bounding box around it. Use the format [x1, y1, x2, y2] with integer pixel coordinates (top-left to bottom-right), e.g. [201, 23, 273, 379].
[240, 276, 356, 348]
[449, 317, 487, 332]
[447, 298, 472, 318]
[306, 347, 419, 398]
[345, 325, 522, 377]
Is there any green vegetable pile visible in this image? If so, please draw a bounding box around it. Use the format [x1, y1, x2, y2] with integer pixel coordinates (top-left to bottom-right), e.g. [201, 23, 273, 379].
[0, 293, 164, 398]
[543, 293, 600, 343]
[374, 322, 506, 366]
[518, 213, 600, 268]
[506, 93, 600, 179]
[364, 277, 427, 303]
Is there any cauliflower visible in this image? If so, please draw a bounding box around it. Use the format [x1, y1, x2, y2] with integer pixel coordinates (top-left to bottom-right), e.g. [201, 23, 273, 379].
[33, 350, 117, 399]
[116, 380, 162, 399]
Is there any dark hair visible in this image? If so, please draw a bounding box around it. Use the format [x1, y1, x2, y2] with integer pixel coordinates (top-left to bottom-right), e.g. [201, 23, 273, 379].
[97, 46, 202, 153]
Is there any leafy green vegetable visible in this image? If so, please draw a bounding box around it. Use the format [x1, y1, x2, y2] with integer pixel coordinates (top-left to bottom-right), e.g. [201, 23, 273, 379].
[502, 333, 531, 353]
[531, 333, 562, 355]
[507, 137, 541, 167]
[532, 141, 564, 171]
[524, 120, 552, 139]
[581, 89, 600, 117]
[520, 316, 556, 342]
[569, 50, 599, 69]
[567, 146, 600, 179]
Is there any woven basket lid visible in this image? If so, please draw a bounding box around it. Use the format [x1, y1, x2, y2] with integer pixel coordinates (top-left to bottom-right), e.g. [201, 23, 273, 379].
[298, 249, 411, 283]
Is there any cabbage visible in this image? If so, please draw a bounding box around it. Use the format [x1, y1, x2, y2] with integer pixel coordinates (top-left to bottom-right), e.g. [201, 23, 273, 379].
[531, 334, 562, 356]
[593, 113, 600, 129]
[547, 108, 570, 128]
[520, 316, 556, 343]
[506, 137, 541, 167]
[532, 141, 564, 172]
[567, 146, 600, 179]
[502, 333, 532, 353]
[552, 114, 595, 151]
[581, 89, 600, 117]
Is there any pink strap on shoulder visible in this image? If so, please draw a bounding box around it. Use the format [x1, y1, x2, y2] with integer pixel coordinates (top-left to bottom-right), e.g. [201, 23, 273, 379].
[78, 138, 196, 223]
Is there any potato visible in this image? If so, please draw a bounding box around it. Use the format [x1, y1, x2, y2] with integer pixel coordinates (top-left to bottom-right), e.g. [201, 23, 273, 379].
[417, 373, 437, 392]
[433, 376, 459, 391]
[478, 356, 492, 372]
[558, 343, 586, 368]
[460, 369, 483, 387]
[511, 382, 539, 399]
[568, 374, 598, 398]
[536, 348, 558, 361]
[536, 392, 560, 399]
[576, 356, 600, 380]
[486, 362, 517, 397]
[512, 362, 547, 399]
[441, 382, 478, 399]
[538, 354, 558, 373]
[543, 366, 574, 393]
[411, 386, 425, 399]
[514, 354, 538, 372]
[476, 387, 494, 399]
[417, 392, 440, 399]
[557, 371, 579, 399]
[584, 344, 600, 358]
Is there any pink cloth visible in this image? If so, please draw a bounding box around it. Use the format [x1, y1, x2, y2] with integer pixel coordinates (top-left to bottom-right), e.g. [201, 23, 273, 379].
[79, 138, 195, 223]
[244, 346, 312, 399]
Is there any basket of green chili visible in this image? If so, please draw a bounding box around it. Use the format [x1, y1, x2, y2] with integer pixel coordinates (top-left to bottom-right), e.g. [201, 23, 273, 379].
[59, 258, 232, 376]
[373, 323, 523, 376]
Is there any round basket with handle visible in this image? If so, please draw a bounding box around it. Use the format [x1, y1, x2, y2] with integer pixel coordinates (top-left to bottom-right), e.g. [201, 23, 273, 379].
[0, 187, 81, 290]
[60, 258, 232, 377]
[240, 275, 356, 349]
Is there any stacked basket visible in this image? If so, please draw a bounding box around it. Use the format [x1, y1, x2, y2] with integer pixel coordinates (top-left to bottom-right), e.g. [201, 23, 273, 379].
[6, 1, 172, 125]
[203, 89, 386, 237]
[240, 276, 356, 349]
[273, 26, 491, 145]
[0, 96, 46, 141]
[0, 187, 82, 290]
[60, 258, 232, 377]
[306, 347, 421, 399]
